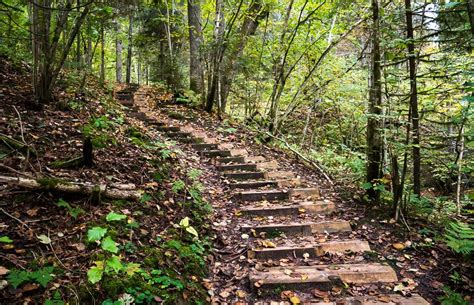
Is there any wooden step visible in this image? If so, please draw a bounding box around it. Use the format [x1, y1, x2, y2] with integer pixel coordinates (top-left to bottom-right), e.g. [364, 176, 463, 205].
[202, 150, 232, 157]
[238, 188, 320, 202]
[253, 294, 429, 305]
[217, 163, 258, 172]
[242, 221, 352, 236]
[215, 156, 246, 164]
[238, 189, 289, 201]
[249, 263, 397, 290]
[248, 239, 370, 259]
[240, 201, 335, 216]
[229, 180, 279, 189]
[256, 160, 279, 170]
[177, 137, 204, 144]
[166, 131, 192, 138]
[156, 126, 180, 132]
[264, 171, 296, 179]
[191, 143, 219, 151]
[224, 171, 265, 180]
[119, 100, 134, 106]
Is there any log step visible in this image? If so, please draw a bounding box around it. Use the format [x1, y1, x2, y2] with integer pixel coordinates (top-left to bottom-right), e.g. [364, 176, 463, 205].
[191, 143, 219, 151]
[225, 171, 266, 180]
[238, 189, 289, 201]
[156, 126, 180, 132]
[242, 221, 352, 236]
[239, 201, 335, 216]
[216, 156, 246, 164]
[248, 239, 370, 259]
[217, 163, 258, 172]
[166, 131, 192, 138]
[202, 150, 232, 157]
[253, 294, 429, 305]
[230, 178, 302, 189]
[238, 188, 320, 202]
[249, 263, 397, 290]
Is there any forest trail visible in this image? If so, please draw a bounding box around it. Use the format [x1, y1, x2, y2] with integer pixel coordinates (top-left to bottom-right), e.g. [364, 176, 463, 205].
[116, 85, 430, 304]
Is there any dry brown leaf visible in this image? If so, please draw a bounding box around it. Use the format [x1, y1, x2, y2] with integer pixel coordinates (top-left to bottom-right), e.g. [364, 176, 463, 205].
[392, 243, 405, 250]
[0, 266, 9, 276]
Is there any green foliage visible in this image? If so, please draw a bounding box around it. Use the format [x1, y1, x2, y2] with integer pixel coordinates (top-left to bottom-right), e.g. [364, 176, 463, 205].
[7, 266, 55, 288]
[179, 217, 199, 237]
[87, 226, 107, 242]
[172, 179, 185, 193]
[56, 199, 85, 219]
[0, 236, 13, 243]
[101, 236, 119, 253]
[106, 212, 127, 222]
[139, 193, 152, 203]
[444, 221, 474, 255]
[439, 287, 469, 305]
[44, 291, 65, 305]
[81, 116, 120, 148]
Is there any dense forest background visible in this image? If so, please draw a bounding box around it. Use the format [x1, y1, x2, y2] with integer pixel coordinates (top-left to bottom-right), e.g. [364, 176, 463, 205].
[0, 0, 473, 302]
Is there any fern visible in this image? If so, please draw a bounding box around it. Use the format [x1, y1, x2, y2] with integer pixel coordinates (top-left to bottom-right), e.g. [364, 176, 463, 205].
[444, 221, 474, 255]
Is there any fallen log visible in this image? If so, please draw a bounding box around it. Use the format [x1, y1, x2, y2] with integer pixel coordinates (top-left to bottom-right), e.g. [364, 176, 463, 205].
[0, 175, 142, 201]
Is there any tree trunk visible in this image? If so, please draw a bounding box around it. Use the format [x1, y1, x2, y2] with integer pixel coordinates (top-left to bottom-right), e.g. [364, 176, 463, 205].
[115, 20, 123, 83]
[188, 0, 204, 97]
[366, 0, 383, 203]
[100, 24, 105, 85]
[126, 14, 133, 84]
[405, 0, 421, 196]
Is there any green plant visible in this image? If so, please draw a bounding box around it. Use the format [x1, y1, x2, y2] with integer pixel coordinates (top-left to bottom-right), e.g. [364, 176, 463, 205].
[56, 199, 85, 219]
[44, 291, 65, 305]
[444, 221, 474, 255]
[439, 287, 469, 305]
[7, 266, 55, 288]
[106, 212, 127, 222]
[0, 236, 13, 243]
[179, 217, 199, 238]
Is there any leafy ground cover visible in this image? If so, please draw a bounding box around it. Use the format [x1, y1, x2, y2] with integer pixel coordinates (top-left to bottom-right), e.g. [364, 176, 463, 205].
[0, 58, 213, 304]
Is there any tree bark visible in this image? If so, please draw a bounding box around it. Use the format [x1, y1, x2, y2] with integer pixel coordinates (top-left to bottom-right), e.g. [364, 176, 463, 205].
[115, 19, 123, 83]
[187, 0, 204, 97]
[100, 24, 105, 85]
[405, 0, 421, 196]
[366, 0, 383, 203]
[126, 13, 133, 84]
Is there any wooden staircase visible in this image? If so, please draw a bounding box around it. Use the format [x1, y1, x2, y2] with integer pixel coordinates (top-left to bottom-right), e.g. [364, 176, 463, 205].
[120, 87, 430, 304]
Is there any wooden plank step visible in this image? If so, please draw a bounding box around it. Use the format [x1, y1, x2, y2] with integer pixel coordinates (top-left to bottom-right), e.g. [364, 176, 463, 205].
[229, 180, 279, 189]
[248, 239, 370, 259]
[238, 188, 320, 202]
[256, 160, 279, 170]
[215, 156, 246, 164]
[249, 263, 397, 290]
[242, 221, 352, 236]
[253, 294, 429, 305]
[177, 137, 205, 144]
[238, 189, 289, 201]
[202, 150, 232, 157]
[229, 178, 302, 189]
[191, 143, 219, 151]
[119, 100, 134, 106]
[225, 171, 266, 180]
[166, 131, 192, 138]
[217, 163, 258, 172]
[156, 126, 180, 132]
[239, 201, 335, 216]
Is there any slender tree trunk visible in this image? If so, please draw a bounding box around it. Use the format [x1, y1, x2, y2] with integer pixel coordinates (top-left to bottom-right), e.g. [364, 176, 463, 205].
[126, 14, 133, 84]
[76, 0, 81, 67]
[115, 19, 123, 83]
[405, 0, 421, 196]
[188, 0, 204, 98]
[366, 0, 383, 203]
[100, 24, 105, 85]
[456, 125, 465, 216]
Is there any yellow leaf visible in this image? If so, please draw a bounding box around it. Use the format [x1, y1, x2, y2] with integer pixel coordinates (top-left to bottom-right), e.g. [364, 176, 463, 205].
[298, 208, 306, 213]
[301, 273, 309, 280]
[289, 296, 301, 304]
[392, 243, 405, 250]
[262, 240, 276, 248]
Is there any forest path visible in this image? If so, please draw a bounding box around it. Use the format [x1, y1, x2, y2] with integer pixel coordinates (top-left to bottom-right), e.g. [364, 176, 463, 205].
[116, 85, 430, 304]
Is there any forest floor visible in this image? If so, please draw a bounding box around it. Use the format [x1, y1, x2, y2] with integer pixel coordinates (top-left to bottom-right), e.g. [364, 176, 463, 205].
[0, 58, 472, 304]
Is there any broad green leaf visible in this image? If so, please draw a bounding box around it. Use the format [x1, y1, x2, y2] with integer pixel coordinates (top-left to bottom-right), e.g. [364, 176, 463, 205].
[31, 266, 54, 287]
[186, 226, 199, 237]
[140, 193, 152, 203]
[106, 255, 123, 273]
[179, 217, 190, 227]
[87, 227, 107, 242]
[361, 182, 373, 190]
[106, 212, 127, 222]
[87, 266, 103, 284]
[0, 236, 13, 243]
[101, 236, 118, 253]
[124, 263, 141, 276]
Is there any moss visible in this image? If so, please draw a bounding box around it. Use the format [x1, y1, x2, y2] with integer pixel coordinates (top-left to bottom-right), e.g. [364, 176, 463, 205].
[49, 156, 84, 169]
[37, 177, 70, 189]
